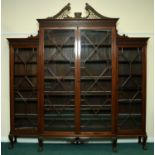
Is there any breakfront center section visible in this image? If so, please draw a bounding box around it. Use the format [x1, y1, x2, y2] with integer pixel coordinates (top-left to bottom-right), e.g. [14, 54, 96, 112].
[40, 26, 116, 136]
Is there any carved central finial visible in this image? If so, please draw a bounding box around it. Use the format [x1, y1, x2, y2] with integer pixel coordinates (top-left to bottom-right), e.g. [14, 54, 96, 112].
[74, 12, 82, 18]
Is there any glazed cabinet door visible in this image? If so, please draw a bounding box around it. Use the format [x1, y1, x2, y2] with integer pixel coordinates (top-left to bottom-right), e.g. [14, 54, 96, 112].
[11, 46, 38, 133]
[117, 47, 145, 133]
[79, 28, 115, 132]
[43, 29, 76, 132]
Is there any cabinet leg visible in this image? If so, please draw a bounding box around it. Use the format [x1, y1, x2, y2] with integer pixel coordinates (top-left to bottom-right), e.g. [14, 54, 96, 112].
[142, 135, 147, 150]
[8, 134, 16, 149]
[14, 136, 17, 143]
[38, 137, 43, 152]
[112, 137, 117, 152]
[138, 136, 141, 144]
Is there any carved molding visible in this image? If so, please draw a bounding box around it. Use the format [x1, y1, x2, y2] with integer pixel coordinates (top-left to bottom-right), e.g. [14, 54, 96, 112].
[47, 3, 71, 19]
[84, 3, 110, 19]
[28, 33, 39, 39]
[117, 33, 128, 38]
[47, 3, 113, 19]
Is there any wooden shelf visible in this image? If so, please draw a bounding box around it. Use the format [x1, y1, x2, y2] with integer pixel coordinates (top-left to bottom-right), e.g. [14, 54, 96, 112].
[118, 88, 141, 91]
[44, 113, 112, 117]
[45, 118, 74, 121]
[81, 76, 112, 80]
[14, 127, 37, 130]
[81, 114, 112, 117]
[45, 76, 75, 80]
[118, 60, 141, 64]
[118, 113, 141, 116]
[44, 105, 111, 112]
[44, 125, 74, 130]
[44, 114, 74, 117]
[44, 60, 74, 64]
[119, 74, 141, 77]
[44, 104, 111, 107]
[118, 99, 142, 102]
[81, 104, 112, 107]
[44, 76, 112, 81]
[44, 59, 112, 64]
[14, 74, 37, 77]
[14, 61, 37, 64]
[80, 126, 111, 130]
[44, 44, 111, 48]
[81, 91, 112, 95]
[44, 44, 74, 48]
[14, 88, 37, 91]
[85, 60, 111, 64]
[44, 91, 112, 96]
[14, 113, 38, 118]
[81, 44, 111, 47]
[14, 98, 38, 102]
[45, 104, 75, 107]
[44, 91, 74, 96]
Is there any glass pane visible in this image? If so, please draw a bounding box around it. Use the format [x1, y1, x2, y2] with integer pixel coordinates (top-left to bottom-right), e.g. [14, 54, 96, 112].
[118, 47, 142, 130]
[14, 48, 38, 129]
[44, 29, 75, 131]
[80, 29, 112, 131]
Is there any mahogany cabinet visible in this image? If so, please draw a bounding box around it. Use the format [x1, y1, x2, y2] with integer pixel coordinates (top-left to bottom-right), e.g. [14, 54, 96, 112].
[8, 37, 39, 145]
[116, 36, 148, 149]
[8, 3, 148, 151]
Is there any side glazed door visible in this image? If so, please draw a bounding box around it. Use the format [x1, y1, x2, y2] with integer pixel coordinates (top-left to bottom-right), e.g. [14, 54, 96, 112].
[10, 45, 39, 133]
[117, 46, 145, 133]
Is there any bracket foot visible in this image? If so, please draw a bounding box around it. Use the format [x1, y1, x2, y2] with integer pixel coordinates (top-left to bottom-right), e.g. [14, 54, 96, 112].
[71, 137, 84, 144]
[38, 137, 43, 152]
[112, 137, 117, 153]
[8, 134, 17, 149]
[142, 135, 147, 150]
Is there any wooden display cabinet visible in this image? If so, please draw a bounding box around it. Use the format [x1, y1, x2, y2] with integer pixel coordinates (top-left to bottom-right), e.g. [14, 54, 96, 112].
[8, 3, 148, 152]
[117, 36, 148, 149]
[8, 37, 39, 148]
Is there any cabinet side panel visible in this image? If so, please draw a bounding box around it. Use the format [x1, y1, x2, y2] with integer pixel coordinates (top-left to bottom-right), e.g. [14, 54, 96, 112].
[10, 45, 15, 132]
[142, 46, 147, 133]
